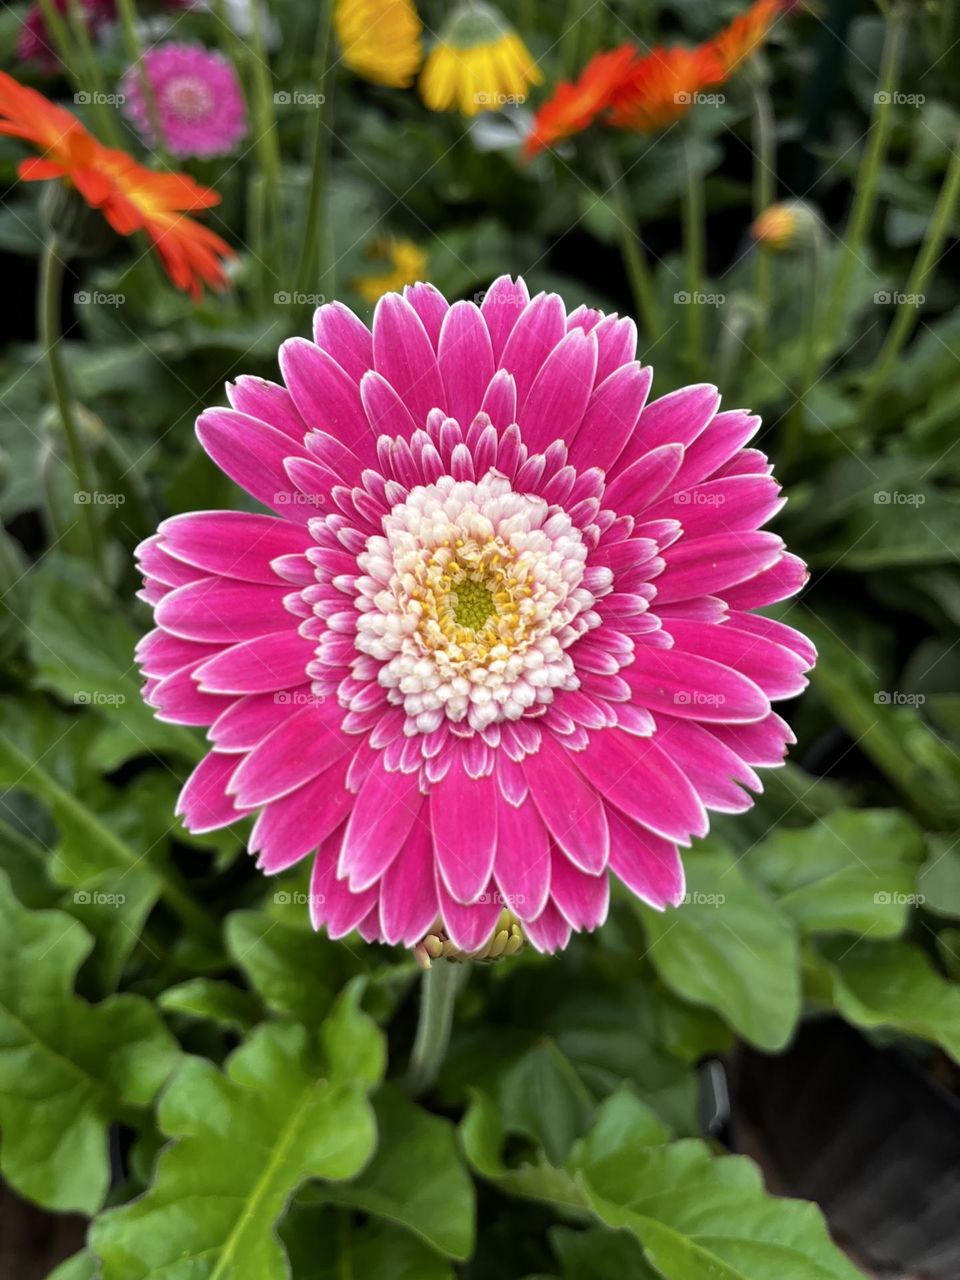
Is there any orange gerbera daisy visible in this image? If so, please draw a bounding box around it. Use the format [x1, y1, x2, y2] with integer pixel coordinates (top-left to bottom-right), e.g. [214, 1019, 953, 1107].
[608, 42, 725, 133]
[0, 70, 232, 298]
[711, 0, 784, 74]
[524, 43, 636, 158]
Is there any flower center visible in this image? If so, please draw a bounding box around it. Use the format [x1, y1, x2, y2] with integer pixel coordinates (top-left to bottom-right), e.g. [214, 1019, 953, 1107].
[353, 469, 594, 733]
[162, 75, 215, 123]
[451, 575, 496, 630]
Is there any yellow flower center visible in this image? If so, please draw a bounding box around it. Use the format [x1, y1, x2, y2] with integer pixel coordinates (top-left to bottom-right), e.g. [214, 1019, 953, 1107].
[452, 575, 496, 630]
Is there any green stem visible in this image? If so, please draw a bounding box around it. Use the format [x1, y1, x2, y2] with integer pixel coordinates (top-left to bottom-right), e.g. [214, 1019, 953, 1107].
[114, 0, 171, 165]
[63, 0, 124, 146]
[784, 231, 823, 468]
[682, 134, 705, 375]
[822, 0, 909, 353]
[860, 137, 960, 418]
[601, 144, 661, 344]
[248, 0, 283, 259]
[406, 960, 466, 1097]
[751, 80, 775, 331]
[38, 239, 105, 579]
[295, 0, 336, 305]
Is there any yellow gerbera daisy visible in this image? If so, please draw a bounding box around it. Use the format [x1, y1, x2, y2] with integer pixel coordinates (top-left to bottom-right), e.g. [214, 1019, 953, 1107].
[420, 1, 542, 116]
[334, 0, 423, 89]
[353, 236, 428, 304]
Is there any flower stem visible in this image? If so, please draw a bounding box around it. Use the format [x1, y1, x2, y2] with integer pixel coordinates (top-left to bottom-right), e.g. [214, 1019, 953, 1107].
[114, 0, 171, 166]
[406, 960, 466, 1097]
[822, 0, 909, 354]
[682, 133, 705, 375]
[860, 135, 960, 418]
[38, 238, 104, 578]
[601, 144, 661, 344]
[295, 0, 336, 307]
[751, 79, 775, 336]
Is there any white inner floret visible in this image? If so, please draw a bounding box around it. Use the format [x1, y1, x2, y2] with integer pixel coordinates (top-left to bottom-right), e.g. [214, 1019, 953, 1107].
[354, 470, 594, 732]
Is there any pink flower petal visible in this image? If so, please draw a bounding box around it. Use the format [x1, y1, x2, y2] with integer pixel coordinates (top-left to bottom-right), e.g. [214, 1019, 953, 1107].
[158, 512, 307, 583]
[438, 300, 495, 428]
[522, 734, 609, 874]
[607, 809, 684, 908]
[379, 822, 439, 945]
[494, 796, 551, 920]
[177, 751, 249, 833]
[193, 631, 315, 695]
[520, 328, 598, 454]
[373, 293, 445, 426]
[431, 769, 498, 904]
[338, 765, 425, 891]
[228, 700, 350, 807]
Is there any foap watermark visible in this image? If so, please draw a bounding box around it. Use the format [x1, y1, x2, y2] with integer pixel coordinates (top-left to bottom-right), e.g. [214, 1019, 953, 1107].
[476, 890, 526, 908]
[75, 90, 125, 106]
[874, 490, 926, 506]
[274, 890, 326, 907]
[874, 690, 926, 707]
[874, 91, 925, 107]
[674, 290, 725, 307]
[674, 490, 726, 507]
[874, 290, 925, 307]
[274, 90, 327, 107]
[473, 91, 525, 108]
[474, 287, 526, 306]
[74, 290, 125, 308]
[675, 91, 725, 107]
[74, 691, 126, 706]
[674, 690, 726, 707]
[74, 890, 127, 907]
[681, 891, 726, 907]
[75, 490, 126, 506]
[874, 891, 925, 906]
[274, 290, 326, 306]
[273, 690, 326, 707]
[274, 490, 325, 508]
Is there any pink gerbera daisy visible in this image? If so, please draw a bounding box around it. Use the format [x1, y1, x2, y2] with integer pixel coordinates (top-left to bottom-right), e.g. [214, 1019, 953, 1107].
[136, 276, 815, 955]
[121, 42, 247, 159]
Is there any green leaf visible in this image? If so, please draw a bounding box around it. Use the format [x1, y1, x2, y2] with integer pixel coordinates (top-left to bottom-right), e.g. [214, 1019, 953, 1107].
[319, 1085, 475, 1259]
[27, 554, 201, 766]
[461, 1089, 589, 1215]
[549, 1226, 661, 1280]
[225, 908, 360, 1026]
[282, 1205, 455, 1280]
[572, 1094, 863, 1280]
[90, 997, 384, 1280]
[919, 837, 960, 919]
[46, 1253, 100, 1280]
[0, 699, 220, 975]
[158, 978, 262, 1032]
[499, 1041, 596, 1166]
[811, 938, 960, 1062]
[637, 847, 801, 1051]
[0, 873, 179, 1213]
[747, 809, 925, 937]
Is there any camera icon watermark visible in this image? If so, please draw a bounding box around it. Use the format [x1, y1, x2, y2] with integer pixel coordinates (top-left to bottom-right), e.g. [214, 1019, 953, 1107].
[274, 291, 326, 306]
[73, 889, 126, 906]
[273, 890, 326, 906]
[873, 490, 926, 506]
[874, 690, 926, 707]
[75, 491, 126, 506]
[75, 91, 125, 106]
[874, 91, 925, 107]
[874, 891, 925, 905]
[674, 690, 726, 707]
[273, 90, 326, 107]
[874, 290, 925, 306]
[74, 290, 125, 308]
[675, 91, 725, 107]
[674, 290, 725, 307]
[74, 691, 126, 706]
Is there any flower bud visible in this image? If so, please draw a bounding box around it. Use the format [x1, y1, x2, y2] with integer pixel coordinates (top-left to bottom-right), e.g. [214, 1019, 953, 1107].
[750, 200, 822, 253]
